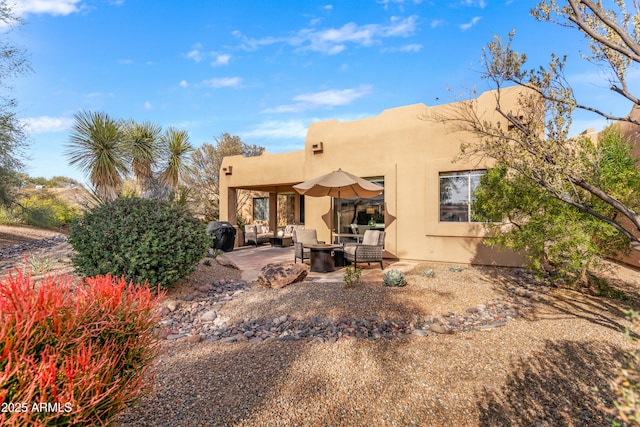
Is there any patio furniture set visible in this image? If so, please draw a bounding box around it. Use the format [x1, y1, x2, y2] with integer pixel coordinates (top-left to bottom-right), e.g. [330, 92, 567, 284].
[244, 225, 385, 273]
[245, 168, 386, 273]
[294, 228, 385, 273]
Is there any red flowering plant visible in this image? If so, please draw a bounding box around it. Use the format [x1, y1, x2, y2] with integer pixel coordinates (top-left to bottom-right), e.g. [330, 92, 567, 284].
[0, 264, 163, 426]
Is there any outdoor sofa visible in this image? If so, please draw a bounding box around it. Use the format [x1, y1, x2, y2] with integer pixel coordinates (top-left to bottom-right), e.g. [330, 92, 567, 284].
[245, 224, 306, 246]
[244, 224, 272, 246]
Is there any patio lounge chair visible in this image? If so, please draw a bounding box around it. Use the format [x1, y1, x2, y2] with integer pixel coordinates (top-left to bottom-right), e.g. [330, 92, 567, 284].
[294, 229, 324, 263]
[343, 230, 385, 269]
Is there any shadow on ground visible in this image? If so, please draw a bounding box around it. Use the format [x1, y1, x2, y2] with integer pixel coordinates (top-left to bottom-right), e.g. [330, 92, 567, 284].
[118, 337, 482, 426]
[477, 340, 626, 427]
[478, 266, 639, 337]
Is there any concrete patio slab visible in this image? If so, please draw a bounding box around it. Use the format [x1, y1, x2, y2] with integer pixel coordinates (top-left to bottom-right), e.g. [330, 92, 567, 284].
[223, 245, 418, 283]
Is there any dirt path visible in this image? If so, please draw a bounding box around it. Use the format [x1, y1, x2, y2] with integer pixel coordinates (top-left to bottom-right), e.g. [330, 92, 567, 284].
[0, 225, 74, 275]
[0, 225, 63, 248]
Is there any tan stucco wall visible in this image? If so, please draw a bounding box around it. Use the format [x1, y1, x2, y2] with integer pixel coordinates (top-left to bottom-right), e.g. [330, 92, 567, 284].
[220, 87, 527, 266]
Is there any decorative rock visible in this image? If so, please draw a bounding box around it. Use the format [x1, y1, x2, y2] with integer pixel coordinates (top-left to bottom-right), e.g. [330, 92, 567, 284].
[200, 310, 217, 322]
[166, 333, 187, 340]
[183, 335, 203, 343]
[234, 333, 248, 342]
[197, 285, 211, 293]
[216, 254, 240, 270]
[213, 316, 229, 327]
[153, 273, 542, 345]
[258, 263, 309, 289]
[183, 295, 195, 301]
[429, 324, 450, 334]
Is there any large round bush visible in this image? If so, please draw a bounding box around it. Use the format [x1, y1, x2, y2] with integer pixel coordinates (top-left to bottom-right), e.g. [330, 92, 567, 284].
[69, 197, 208, 289]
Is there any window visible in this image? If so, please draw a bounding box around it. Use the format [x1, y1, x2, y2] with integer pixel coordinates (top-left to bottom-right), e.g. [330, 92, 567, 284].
[253, 197, 269, 221]
[439, 170, 485, 222]
[333, 178, 384, 234]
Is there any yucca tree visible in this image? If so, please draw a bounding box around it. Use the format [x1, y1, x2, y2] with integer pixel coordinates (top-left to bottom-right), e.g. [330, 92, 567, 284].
[123, 120, 162, 198]
[66, 111, 128, 202]
[159, 127, 193, 191]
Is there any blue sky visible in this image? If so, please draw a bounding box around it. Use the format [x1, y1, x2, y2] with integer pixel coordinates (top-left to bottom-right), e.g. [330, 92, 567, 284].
[8, 0, 637, 184]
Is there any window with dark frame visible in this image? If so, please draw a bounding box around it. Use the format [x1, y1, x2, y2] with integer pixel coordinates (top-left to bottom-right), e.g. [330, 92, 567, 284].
[253, 197, 269, 221]
[439, 170, 485, 222]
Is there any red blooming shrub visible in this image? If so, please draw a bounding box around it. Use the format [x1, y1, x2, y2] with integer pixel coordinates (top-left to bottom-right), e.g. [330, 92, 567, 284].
[0, 266, 163, 426]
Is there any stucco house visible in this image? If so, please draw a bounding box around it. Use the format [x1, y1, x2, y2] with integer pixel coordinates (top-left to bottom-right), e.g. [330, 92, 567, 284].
[219, 87, 529, 266]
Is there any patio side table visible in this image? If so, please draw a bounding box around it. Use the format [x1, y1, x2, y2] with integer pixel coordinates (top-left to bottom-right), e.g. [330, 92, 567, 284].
[308, 244, 341, 272]
[269, 236, 293, 247]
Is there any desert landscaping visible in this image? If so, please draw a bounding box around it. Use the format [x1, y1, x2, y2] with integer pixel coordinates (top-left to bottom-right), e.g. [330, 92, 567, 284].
[1, 225, 638, 426]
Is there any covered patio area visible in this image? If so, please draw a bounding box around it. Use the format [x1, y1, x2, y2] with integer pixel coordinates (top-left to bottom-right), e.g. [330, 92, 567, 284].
[223, 245, 415, 283]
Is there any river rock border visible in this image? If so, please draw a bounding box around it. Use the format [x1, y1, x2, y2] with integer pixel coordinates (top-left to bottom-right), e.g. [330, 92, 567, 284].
[157, 270, 551, 344]
[0, 233, 68, 258]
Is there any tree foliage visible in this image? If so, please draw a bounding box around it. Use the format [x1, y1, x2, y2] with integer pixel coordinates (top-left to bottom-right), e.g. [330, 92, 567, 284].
[66, 114, 194, 203]
[474, 126, 636, 284]
[183, 133, 264, 220]
[0, 1, 30, 207]
[67, 111, 128, 202]
[442, 0, 640, 254]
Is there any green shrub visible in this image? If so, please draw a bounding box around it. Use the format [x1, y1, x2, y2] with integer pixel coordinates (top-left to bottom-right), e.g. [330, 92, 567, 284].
[383, 269, 406, 287]
[343, 264, 363, 288]
[4, 191, 80, 228]
[69, 197, 208, 289]
[0, 266, 162, 426]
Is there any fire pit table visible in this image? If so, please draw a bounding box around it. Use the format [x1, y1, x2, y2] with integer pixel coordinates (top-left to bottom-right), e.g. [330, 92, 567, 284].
[307, 244, 342, 272]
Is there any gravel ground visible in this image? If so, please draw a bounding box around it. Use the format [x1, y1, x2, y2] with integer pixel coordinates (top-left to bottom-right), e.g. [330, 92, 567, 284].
[115, 259, 640, 427]
[0, 225, 74, 276]
[1, 227, 638, 426]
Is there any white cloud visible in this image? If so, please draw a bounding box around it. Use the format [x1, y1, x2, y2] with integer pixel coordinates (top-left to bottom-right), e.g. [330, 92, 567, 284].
[241, 120, 309, 140]
[265, 85, 372, 113]
[234, 15, 418, 55]
[459, 16, 482, 30]
[143, 101, 152, 110]
[117, 58, 134, 65]
[430, 19, 445, 29]
[85, 91, 113, 99]
[295, 86, 372, 106]
[212, 54, 231, 67]
[382, 43, 422, 53]
[21, 116, 73, 133]
[458, 0, 487, 8]
[302, 16, 418, 54]
[201, 76, 243, 88]
[186, 43, 203, 62]
[14, 0, 83, 16]
[179, 80, 188, 87]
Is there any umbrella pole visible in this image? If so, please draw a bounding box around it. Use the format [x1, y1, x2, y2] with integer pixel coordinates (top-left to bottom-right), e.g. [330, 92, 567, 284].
[337, 190, 341, 245]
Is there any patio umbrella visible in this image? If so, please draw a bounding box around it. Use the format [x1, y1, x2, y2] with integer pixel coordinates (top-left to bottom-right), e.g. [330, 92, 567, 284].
[293, 168, 384, 244]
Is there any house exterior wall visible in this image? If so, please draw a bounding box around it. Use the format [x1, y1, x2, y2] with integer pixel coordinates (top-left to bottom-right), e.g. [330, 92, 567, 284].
[220, 87, 527, 266]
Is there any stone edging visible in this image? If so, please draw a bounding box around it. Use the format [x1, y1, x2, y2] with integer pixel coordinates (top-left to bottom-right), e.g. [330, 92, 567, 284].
[158, 275, 548, 344]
